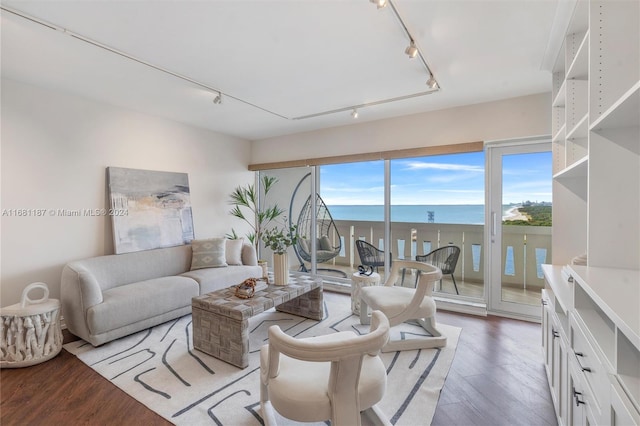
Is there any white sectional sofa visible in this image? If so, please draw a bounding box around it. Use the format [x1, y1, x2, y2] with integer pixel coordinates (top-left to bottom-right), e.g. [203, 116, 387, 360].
[61, 241, 262, 346]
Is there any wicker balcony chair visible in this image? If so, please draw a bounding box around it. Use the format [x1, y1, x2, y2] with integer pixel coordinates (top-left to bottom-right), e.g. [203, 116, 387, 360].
[355, 240, 391, 272]
[416, 245, 461, 294]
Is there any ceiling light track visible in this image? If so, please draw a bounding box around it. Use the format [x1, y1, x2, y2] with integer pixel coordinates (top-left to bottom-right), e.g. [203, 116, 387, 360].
[0, 6, 289, 120]
[386, 0, 439, 90]
[292, 90, 436, 121]
[3, 4, 439, 123]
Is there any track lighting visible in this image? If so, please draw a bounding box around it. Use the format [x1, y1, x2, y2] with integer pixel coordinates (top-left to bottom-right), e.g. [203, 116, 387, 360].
[213, 92, 222, 104]
[426, 76, 438, 89]
[351, 109, 359, 119]
[405, 41, 418, 59]
[369, 0, 387, 9]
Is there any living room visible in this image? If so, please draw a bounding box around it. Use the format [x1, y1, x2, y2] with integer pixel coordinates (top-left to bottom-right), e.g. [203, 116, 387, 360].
[2, 1, 639, 425]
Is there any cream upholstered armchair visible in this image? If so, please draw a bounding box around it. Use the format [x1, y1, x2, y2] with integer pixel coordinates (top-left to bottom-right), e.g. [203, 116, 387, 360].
[260, 310, 391, 426]
[360, 260, 446, 352]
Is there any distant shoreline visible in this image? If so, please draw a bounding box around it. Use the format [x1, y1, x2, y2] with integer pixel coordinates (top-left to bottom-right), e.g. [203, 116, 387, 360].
[503, 206, 529, 221]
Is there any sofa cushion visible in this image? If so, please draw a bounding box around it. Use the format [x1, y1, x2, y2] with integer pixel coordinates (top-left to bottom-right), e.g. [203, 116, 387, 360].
[191, 238, 227, 270]
[86, 276, 198, 335]
[319, 235, 333, 251]
[182, 265, 263, 294]
[66, 245, 193, 292]
[225, 238, 244, 265]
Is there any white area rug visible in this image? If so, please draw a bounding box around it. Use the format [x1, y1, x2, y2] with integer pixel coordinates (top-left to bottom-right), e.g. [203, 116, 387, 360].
[64, 292, 460, 425]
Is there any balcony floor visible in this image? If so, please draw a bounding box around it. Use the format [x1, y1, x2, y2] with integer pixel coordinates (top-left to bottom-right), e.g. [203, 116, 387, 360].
[293, 262, 542, 308]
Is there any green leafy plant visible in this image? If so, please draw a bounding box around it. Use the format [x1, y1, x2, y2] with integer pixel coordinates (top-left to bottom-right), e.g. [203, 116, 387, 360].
[228, 175, 284, 250]
[261, 223, 298, 255]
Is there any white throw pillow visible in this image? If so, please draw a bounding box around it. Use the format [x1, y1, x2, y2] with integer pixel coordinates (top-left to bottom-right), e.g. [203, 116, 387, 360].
[319, 235, 333, 251]
[225, 238, 244, 265]
[190, 238, 227, 270]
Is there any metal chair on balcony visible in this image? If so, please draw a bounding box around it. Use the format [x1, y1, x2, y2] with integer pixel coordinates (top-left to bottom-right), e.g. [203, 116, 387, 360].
[355, 240, 390, 272]
[416, 245, 461, 295]
[289, 173, 345, 277]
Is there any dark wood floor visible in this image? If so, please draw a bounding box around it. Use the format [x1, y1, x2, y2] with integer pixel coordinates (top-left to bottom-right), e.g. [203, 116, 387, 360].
[1, 309, 556, 426]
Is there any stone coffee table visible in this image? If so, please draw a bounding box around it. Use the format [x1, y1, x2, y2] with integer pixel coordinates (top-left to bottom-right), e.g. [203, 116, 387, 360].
[192, 275, 323, 368]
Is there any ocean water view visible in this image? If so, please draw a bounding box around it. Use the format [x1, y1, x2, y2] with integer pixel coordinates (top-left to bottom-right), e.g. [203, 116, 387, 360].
[327, 204, 516, 225]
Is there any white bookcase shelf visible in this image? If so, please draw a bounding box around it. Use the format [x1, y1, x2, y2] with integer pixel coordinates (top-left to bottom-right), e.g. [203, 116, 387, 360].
[552, 81, 566, 108]
[591, 82, 640, 131]
[545, 0, 639, 424]
[553, 155, 588, 180]
[566, 30, 589, 80]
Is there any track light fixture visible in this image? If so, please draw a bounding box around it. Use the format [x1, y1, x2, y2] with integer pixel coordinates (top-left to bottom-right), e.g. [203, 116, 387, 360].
[351, 109, 359, 119]
[426, 76, 438, 89]
[404, 40, 418, 59]
[369, 0, 387, 9]
[212, 92, 222, 104]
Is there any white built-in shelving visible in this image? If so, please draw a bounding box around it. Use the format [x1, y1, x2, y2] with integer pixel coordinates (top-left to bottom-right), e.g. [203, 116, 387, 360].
[544, 0, 639, 424]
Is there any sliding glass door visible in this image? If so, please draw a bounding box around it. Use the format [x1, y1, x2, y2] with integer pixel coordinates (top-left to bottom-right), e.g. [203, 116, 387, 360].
[390, 152, 485, 299]
[486, 139, 552, 319]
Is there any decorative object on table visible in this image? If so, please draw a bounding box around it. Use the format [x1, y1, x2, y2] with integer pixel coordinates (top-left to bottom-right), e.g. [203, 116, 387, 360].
[351, 271, 381, 315]
[258, 260, 270, 283]
[233, 277, 268, 299]
[193, 275, 323, 368]
[262, 223, 298, 286]
[107, 167, 194, 254]
[1, 282, 63, 368]
[272, 253, 289, 286]
[288, 172, 346, 277]
[357, 264, 375, 276]
[227, 175, 284, 251]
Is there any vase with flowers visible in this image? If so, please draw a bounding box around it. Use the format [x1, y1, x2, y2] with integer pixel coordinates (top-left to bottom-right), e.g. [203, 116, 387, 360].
[261, 223, 298, 285]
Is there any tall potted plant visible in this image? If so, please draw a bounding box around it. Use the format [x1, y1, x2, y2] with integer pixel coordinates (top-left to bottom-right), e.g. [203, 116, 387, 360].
[261, 223, 298, 285]
[227, 175, 284, 252]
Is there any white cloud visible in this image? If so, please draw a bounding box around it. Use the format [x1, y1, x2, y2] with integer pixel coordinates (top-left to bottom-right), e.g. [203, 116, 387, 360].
[403, 161, 484, 173]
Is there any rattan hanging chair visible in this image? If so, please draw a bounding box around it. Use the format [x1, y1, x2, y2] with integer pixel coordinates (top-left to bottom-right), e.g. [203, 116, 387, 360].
[289, 173, 345, 276]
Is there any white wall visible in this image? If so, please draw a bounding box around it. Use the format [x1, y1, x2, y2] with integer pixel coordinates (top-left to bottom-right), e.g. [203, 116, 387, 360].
[1, 79, 255, 307]
[0, 83, 551, 308]
[251, 93, 551, 163]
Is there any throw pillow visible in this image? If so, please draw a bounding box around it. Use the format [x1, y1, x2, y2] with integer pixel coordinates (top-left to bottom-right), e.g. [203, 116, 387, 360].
[319, 235, 333, 251]
[190, 238, 227, 270]
[299, 238, 310, 254]
[225, 238, 244, 265]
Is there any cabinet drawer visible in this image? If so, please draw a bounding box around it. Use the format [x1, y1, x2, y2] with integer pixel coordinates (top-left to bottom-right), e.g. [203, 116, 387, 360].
[611, 376, 640, 426]
[570, 315, 611, 417]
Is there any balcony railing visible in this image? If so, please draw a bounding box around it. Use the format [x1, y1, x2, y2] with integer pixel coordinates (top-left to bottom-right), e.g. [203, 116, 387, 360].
[320, 220, 551, 290]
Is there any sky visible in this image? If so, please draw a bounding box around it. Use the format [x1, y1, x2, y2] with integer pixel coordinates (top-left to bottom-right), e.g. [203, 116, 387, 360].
[320, 151, 552, 205]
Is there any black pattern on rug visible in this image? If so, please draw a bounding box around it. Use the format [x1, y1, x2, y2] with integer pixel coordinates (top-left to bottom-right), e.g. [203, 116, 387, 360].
[64, 292, 460, 425]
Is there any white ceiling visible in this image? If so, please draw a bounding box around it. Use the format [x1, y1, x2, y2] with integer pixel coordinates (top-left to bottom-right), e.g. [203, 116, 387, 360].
[1, 1, 564, 141]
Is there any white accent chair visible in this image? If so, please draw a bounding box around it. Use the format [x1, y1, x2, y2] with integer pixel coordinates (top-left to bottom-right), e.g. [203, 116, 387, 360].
[260, 310, 391, 426]
[360, 260, 447, 352]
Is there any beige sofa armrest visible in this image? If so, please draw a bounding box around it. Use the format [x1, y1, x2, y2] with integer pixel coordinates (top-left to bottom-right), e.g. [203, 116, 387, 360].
[60, 263, 104, 341]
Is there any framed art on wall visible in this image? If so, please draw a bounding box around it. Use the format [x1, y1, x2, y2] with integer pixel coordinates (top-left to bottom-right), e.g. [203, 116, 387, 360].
[107, 167, 194, 254]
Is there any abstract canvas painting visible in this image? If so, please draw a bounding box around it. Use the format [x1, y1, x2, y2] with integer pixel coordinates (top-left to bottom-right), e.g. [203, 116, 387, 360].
[107, 167, 194, 254]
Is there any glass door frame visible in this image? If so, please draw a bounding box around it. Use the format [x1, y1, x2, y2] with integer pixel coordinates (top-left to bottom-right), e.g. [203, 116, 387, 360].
[485, 136, 552, 320]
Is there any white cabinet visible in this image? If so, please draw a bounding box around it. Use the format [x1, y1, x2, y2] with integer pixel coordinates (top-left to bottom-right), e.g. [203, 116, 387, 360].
[611, 377, 640, 426]
[545, 1, 639, 422]
[542, 273, 572, 425]
[543, 265, 640, 426]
